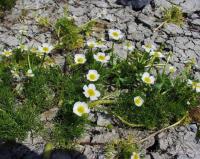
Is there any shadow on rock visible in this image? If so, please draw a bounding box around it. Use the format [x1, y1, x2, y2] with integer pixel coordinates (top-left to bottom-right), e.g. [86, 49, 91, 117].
[116, 0, 152, 11]
[0, 140, 87, 159]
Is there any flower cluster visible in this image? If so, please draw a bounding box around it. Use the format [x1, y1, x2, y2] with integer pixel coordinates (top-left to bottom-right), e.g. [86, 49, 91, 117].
[142, 43, 164, 58]
[188, 79, 200, 93]
[73, 29, 124, 117]
[0, 42, 55, 79]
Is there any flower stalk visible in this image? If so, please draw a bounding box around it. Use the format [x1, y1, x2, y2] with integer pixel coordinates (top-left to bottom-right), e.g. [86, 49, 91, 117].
[88, 99, 116, 108]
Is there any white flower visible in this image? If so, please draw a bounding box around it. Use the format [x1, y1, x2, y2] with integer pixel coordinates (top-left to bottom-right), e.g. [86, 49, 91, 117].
[18, 44, 28, 51]
[38, 43, 54, 54]
[19, 29, 28, 35]
[73, 102, 90, 117]
[11, 69, 20, 79]
[94, 52, 110, 63]
[1, 49, 13, 57]
[108, 29, 123, 40]
[36, 52, 44, 58]
[169, 66, 176, 73]
[87, 40, 97, 48]
[142, 43, 156, 52]
[26, 69, 34, 77]
[196, 83, 200, 93]
[123, 42, 135, 51]
[188, 79, 200, 93]
[43, 57, 56, 68]
[142, 72, 155, 85]
[134, 96, 144, 107]
[150, 51, 165, 58]
[30, 47, 38, 53]
[130, 152, 140, 159]
[96, 41, 107, 49]
[83, 84, 101, 101]
[74, 54, 86, 64]
[86, 70, 100, 82]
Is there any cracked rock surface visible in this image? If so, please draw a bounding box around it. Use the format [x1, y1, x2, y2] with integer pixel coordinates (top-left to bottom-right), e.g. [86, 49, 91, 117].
[0, 0, 200, 158]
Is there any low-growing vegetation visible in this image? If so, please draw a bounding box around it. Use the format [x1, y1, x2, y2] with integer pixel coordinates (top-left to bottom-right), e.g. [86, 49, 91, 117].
[0, 14, 199, 158]
[0, 0, 16, 10]
[163, 5, 184, 26]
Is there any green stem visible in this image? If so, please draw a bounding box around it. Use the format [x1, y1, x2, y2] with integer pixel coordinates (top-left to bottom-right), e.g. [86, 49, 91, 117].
[147, 56, 156, 72]
[88, 99, 115, 108]
[39, 54, 46, 70]
[27, 53, 31, 69]
[43, 143, 54, 159]
[162, 51, 172, 76]
[89, 99, 144, 128]
[112, 112, 144, 128]
[139, 112, 188, 143]
[111, 42, 114, 65]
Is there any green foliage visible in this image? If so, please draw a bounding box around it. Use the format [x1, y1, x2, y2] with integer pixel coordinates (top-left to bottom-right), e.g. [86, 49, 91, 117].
[105, 137, 139, 159]
[0, 0, 16, 10]
[36, 16, 51, 27]
[0, 23, 199, 151]
[0, 48, 87, 144]
[163, 5, 184, 26]
[106, 50, 199, 129]
[55, 17, 84, 50]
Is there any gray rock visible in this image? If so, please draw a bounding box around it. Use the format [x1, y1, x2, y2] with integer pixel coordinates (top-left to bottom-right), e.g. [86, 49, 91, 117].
[138, 14, 156, 28]
[181, 0, 200, 14]
[117, 0, 152, 10]
[154, 0, 172, 8]
[97, 113, 112, 127]
[91, 129, 119, 143]
[191, 19, 200, 26]
[164, 24, 184, 35]
[0, 34, 19, 47]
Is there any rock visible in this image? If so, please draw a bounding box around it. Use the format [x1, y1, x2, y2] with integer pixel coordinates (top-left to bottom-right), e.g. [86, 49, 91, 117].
[164, 24, 184, 35]
[91, 129, 119, 143]
[97, 113, 112, 127]
[40, 107, 59, 122]
[154, 0, 172, 8]
[149, 124, 200, 158]
[191, 19, 200, 26]
[0, 34, 19, 47]
[51, 151, 71, 159]
[181, 0, 200, 14]
[117, 0, 152, 10]
[138, 14, 156, 28]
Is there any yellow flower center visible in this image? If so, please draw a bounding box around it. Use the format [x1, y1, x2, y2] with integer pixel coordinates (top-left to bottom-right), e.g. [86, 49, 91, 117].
[77, 58, 84, 63]
[31, 48, 37, 52]
[89, 44, 95, 48]
[154, 52, 160, 57]
[77, 106, 85, 114]
[87, 89, 95, 96]
[98, 55, 106, 61]
[112, 32, 119, 37]
[135, 98, 142, 106]
[144, 77, 151, 84]
[89, 74, 96, 80]
[192, 82, 197, 89]
[145, 44, 152, 48]
[43, 47, 49, 52]
[133, 153, 140, 159]
[4, 51, 12, 56]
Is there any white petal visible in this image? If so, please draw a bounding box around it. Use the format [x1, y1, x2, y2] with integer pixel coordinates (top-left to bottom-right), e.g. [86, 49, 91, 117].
[95, 90, 101, 97]
[88, 84, 96, 90]
[83, 85, 88, 91]
[90, 96, 98, 101]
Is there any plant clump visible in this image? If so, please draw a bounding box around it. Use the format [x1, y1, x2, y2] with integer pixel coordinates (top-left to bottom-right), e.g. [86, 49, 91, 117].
[0, 14, 199, 156]
[163, 5, 184, 26]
